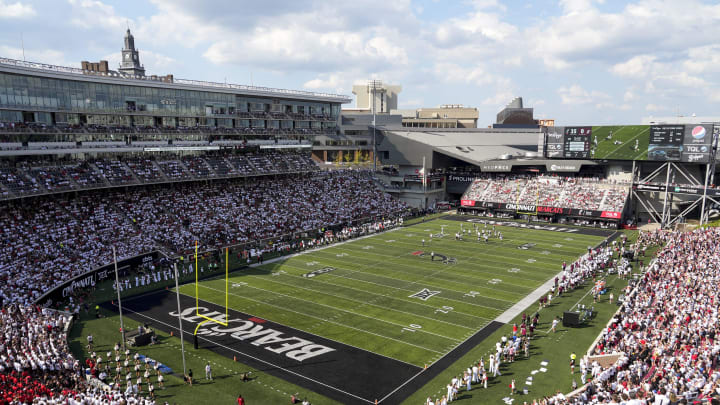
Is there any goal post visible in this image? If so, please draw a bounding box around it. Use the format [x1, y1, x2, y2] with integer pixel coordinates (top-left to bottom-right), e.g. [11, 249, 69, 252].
[193, 242, 229, 335]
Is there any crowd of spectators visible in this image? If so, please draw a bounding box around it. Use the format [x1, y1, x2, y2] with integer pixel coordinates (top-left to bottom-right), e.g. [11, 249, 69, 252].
[0, 305, 79, 403]
[553, 228, 720, 404]
[462, 175, 630, 212]
[0, 170, 408, 307]
[0, 121, 337, 137]
[0, 303, 160, 403]
[0, 152, 318, 198]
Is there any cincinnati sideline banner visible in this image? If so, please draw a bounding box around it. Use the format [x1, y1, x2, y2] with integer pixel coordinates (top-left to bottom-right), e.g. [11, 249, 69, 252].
[36, 251, 159, 307]
[459, 200, 620, 219]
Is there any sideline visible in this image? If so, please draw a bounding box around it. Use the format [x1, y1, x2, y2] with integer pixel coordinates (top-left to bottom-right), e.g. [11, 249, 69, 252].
[494, 231, 619, 324]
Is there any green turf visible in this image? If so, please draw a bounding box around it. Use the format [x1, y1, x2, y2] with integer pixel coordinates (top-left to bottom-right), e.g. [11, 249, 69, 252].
[180, 219, 606, 368]
[591, 125, 650, 160]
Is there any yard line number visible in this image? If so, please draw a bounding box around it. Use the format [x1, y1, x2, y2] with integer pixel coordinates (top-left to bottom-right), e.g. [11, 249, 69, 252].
[434, 305, 454, 314]
[401, 324, 423, 333]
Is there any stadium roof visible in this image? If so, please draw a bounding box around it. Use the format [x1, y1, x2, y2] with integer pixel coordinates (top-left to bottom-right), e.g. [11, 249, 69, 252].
[379, 128, 543, 167]
[0, 57, 351, 104]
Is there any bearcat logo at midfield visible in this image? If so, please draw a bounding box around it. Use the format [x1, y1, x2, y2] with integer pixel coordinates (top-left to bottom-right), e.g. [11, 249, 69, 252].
[517, 243, 536, 250]
[170, 307, 335, 362]
[302, 267, 335, 278]
[417, 252, 457, 264]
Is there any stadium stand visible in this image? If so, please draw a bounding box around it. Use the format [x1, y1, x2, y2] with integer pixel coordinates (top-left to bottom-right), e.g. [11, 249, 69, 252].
[155, 159, 190, 181]
[0, 304, 159, 404]
[125, 158, 164, 182]
[181, 155, 214, 178]
[0, 152, 320, 199]
[0, 305, 81, 404]
[0, 166, 41, 195]
[566, 229, 718, 404]
[93, 159, 136, 186]
[204, 155, 236, 177]
[0, 121, 337, 139]
[461, 175, 630, 212]
[0, 169, 407, 307]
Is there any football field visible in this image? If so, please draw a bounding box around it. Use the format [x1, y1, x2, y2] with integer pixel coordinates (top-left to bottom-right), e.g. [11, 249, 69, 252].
[113, 217, 612, 403]
[179, 218, 607, 365]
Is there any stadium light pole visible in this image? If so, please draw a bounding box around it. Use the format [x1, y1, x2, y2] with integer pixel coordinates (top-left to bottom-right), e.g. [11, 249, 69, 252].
[173, 263, 187, 376]
[112, 246, 126, 352]
[369, 80, 382, 172]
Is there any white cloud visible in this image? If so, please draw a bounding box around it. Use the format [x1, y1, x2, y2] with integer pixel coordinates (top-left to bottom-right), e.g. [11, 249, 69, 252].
[595, 102, 631, 111]
[202, 28, 409, 72]
[611, 52, 714, 98]
[623, 90, 635, 103]
[482, 91, 515, 107]
[0, 1, 35, 18]
[67, 0, 126, 30]
[645, 103, 665, 112]
[433, 62, 511, 88]
[611, 55, 656, 78]
[303, 73, 347, 94]
[683, 45, 720, 74]
[2, 0, 719, 123]
[557, 85, 609, 105]
[528, 0, 720, 70]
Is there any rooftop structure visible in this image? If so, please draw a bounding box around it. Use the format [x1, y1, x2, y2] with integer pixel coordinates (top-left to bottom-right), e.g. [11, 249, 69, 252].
[392, 104, 479, 128]
[350, 80, 401, 113]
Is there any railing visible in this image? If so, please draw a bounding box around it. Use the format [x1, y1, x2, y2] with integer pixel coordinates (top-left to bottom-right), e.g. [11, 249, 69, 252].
[0, 57, 351, 101]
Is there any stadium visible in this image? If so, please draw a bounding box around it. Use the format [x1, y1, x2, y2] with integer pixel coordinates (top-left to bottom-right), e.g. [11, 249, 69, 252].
[1, 23, 720, 405]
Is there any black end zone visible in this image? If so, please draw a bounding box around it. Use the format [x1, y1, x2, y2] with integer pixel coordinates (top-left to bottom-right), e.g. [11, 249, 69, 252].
[104, 290, 421, 404]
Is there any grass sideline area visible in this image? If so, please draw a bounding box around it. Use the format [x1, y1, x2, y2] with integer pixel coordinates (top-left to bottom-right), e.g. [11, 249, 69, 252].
[68, 221, 654, 404]
[69, 308, 341, 405]
[591, 125, 650, 160]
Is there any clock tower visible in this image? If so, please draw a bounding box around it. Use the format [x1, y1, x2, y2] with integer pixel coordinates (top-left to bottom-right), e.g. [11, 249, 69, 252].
[118, 29, 145, 77]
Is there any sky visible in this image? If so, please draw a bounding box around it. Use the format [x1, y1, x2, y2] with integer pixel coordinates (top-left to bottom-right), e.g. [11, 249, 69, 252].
[1, 0, 719, 126]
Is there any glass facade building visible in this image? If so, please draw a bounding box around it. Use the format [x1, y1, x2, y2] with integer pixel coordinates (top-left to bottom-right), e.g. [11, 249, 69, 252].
[0, 59, 347, 131]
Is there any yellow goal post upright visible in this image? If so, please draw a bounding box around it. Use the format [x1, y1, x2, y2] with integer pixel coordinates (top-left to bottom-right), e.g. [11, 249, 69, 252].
[515, 181, 540, 216]
[193, 241, 230, 335]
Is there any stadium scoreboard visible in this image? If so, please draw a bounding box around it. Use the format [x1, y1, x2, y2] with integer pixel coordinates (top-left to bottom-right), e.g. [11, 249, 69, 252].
[544, 126, 591, 159]
[648, 125, 683, 161]
[563, 127, 591, 158]
[546, 124, 715, 162]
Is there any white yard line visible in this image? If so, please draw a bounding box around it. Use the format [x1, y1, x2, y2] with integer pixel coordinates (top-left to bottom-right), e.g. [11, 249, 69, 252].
[245, 264, 490, 322]
[317, 246, 551, 289]
[238, 273, 477, 330]
[199, 280, 460, 342]
[197, 284, 447, 355]
[326, 270, 514, 309]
